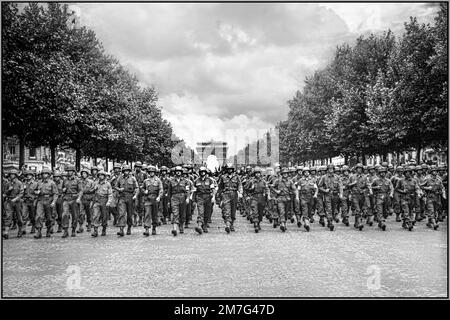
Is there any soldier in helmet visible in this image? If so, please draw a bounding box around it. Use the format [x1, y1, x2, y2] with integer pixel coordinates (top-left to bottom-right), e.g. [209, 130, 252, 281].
[141, 165, 163, 236]
[271, 167, 298, 232]
[22, 170, 39, 235]
[2, 169, 24, 239]
[340, 165, 352, 226]
[347, 163, 369, 231]
[391, 166, 404, 222]
[316, 164, 341, 231]
[247, 167, 269, 233]
[296, 167, 317, 231]
[168, 166, 191, 236]
[397, 166, 421, 231]
[52, 171, 64, 233]
[370, 166, 393, 231]
[34, 167, 58, 238]
[90, 166, 99, 182]
[79, 167, 95, 233]
[91, 170, 113, 237]
[193, 166, 216, 234]
[61, 165, 83, 238]
[133, 161, 147, 227]
[437, 164, 447, 221]
[114, 165, 139, 236]
[159, 166, 171, 224]
[109, 163, 122, 226]
[217, 163, 243, 233]
[421, 165, 446, 230]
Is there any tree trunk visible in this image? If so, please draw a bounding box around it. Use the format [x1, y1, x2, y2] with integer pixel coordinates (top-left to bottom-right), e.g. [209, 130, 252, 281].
[75, 148, 81, 171]
[105, 158, 108, 172]
[50, 144, 56, 170]
[361, 151, 366, 165]
[93, 157, 97, 166]
[344, 155, 348, 165]
[416, 144, 422, 164]
[19, 135, 25, 170]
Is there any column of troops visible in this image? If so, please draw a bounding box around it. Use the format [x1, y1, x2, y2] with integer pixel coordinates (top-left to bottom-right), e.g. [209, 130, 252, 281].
[2, 160, 448, 239]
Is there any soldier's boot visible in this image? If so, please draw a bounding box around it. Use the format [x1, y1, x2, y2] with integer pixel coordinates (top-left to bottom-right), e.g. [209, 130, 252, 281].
[138, 216, 143, 226]
[152, 226, 157, 235]
[101, 226, 107, 236]
[258, 220, 262, 230]
[133, 215, 137, 227]
[378, 221, 386, 231]
[57, 225, 63, 233]
[367, 215, 374, 227]
[408, 220, 414, 231]
[395, 213, 402, 222]
[184, 221, 189, 229]
[401, 219, 408, 229]
[163, 217, 167, 225]
[117, 227, 124, 237]
[319, 216, 325, 227]
[126, 226, 131, 235]
[230, 221, 235, 232]
[17, 226, 22, 238]
[76, 226, 84, 234]
[143, 227, 150, 237]
[290, 216, 295, 223]
[171, 224, 178, 236]
[11, 221, 17, 230]
[225, 221, 231, 234]
[46, 226, 52, 238]
[195, 222, 203, 235]
[86, 223, 91, 232]
[327, 219, 334, 231]
[280, 221, 286, 232]
[62, 228, 69, 238]
[304, 219, 311, 232]
[355, 217, 364, 231]
[179, 224, 184, 234]
[343, 217, 349, 226]
[296, 216, 302, 228]
[309, 214, 315, 223]
[30, 226, 36, 234]
[273, 218, 278, 228]
[34, 228, 42, 239]
[91, 227, 98, 238]
[437, 212, 444, 222]
[254, 222, 259, 233]
[71, 227, 77, 237]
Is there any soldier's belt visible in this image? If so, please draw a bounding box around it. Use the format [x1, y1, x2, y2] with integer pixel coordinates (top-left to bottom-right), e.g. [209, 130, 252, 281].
[172, 191, 186, 195]
[146, 192, 159, 195]
[223, 190, 237, 193]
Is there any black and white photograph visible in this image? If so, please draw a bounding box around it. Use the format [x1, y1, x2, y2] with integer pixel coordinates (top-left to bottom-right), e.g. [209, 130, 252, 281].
[1, 0, 448, 305]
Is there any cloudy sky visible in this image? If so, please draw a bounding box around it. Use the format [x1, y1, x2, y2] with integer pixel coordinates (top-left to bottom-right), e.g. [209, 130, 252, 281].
[72, 2, 439, 156]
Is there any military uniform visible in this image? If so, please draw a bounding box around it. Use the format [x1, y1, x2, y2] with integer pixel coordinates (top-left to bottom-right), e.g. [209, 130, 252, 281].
[397, 170, 420, 230]
[193, 172, 215, 232]
[217, 169, 242, 232]
[115, 170, 139, 235]
[22, 173, 39, 234]
[92, 174, 113, 236]
[142, 174, 163, 232]
[79, 173, 95, 232]
[168, 174, 190, 233]
[247, 172, 269, 232]
[422, 171, 445, 229]
[317, 169, 342, 229]
[296, 169, 317, 231]
[36, 174, 58, 237]
[3, 173, 24, 238]
[371, 172, 393, 230]
[62, 171, 83, 237]
[133, 167, 147, 226]
[272, 172, 297, 231]
[348, 165, 369, 230]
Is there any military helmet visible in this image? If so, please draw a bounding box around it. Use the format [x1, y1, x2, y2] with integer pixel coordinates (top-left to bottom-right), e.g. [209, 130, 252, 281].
[327, 164, 335, 170]
[374, 165, 381, 171]
[367, 165, 374, 171]
[378, 166, 387, 173]
[91, 166, 99, 172]
[24, 170, 35, 176]
[246, 165, 252, 170]
[53, 171, 61, 177]
[80, 167, 90, 174]
[174, 166, 183, 172]
[281, 167, 290, 174]
[296, 165, 304, 172]
[303, 167, 310, 172]
[342, 165, 350, 172]
[142, 164, 148, 171]
[226, 163, 235, 170]
[334, 166, 341, 172]
[147, 165, 157, 172]
[199, 166, 207, 173]
[381, 162, 388, 167]
[182, 168, 189, 174]
[160, 166, 169, 172]
[97, 170, 107, 177]
[310, 166, 317, 172]
[66, 165, 76, 172]
[254, 167, 262, 174]
[9, 168, 20, 176]
[396, 165, 404, 172]
[41, 167, 52, 175]
[355, 163, 364, 169]
[421, 164, 429, 171]
[404, 165, 414, 172]
[388, 164, 394, 169]
[135, 161, 143, 168]
[113, 163, 121, 169]
[122, 165, 131, 172]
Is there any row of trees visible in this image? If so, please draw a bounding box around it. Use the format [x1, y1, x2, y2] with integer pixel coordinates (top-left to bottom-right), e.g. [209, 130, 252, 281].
[279, 3, 448, 165]
[2, 3, 180, 170]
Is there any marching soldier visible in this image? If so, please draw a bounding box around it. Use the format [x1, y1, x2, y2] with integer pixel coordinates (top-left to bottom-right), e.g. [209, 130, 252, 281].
[391, 166, 404, 222]
[296, 167, 317, 231]
[52, 171, 64, 233]
[247, 167, 269, 233]
[348, 163, 369, 231]
[22, 170, 39, 235]
[193, 166, 216, 234]
[397, 166, 420, 231]
[168, 166, 190, 236]
[159, 166, 171, 224]
[133, 161, 147, 227]
[340, 165, 352, 226]
[217, 163, 243, 233]
[370, 166, 393, 231]
[35, 167, 58, 238]
[109, 163, 121, 226]
[2, 169, 24, 239]
[421, 165, 446, 230]
[79, 167, 95, 233]
[114, 165, 139, 236]
[317, 164, 342, 231]
[272, 167, 298, 232]
[61, 165, 83, 238]
[91, 170, 113, 237]
[142, 165, 163, 236]
[182, 167, 194, 228]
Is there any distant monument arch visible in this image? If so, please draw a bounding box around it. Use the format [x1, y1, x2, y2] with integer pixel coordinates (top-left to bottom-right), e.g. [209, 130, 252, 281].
[196, 140, 228, 167]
